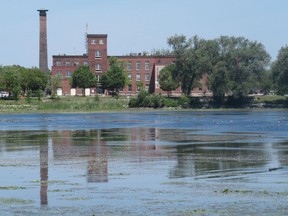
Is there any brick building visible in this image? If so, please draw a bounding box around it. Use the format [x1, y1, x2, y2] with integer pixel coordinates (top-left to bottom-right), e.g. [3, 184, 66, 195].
[51, 34, 209, 96]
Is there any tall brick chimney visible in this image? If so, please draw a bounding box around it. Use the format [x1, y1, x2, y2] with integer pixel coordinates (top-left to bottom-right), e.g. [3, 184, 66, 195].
[38, 9, 49, 73]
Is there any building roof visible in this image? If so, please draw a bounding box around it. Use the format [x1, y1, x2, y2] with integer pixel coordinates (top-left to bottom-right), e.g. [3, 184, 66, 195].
[52, 54, 88, 58]
[111, 55, 175, 59]
[87, 34, 108, 38]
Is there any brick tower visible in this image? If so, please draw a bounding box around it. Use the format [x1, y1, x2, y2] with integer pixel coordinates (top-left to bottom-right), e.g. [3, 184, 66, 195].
[38, 9, 49, 73]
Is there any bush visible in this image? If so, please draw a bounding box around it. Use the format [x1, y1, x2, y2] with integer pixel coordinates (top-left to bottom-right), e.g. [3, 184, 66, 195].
[178, 95, 190, 108]
[128, 98, 139, 107]
[150, 94, 164, 108]
[128, 91, 165, 108]
[137, 90, 149, 106]
[163, 98, 179, 107]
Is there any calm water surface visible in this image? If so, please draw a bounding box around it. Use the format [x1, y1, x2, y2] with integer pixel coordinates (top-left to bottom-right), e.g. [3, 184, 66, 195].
[0, 111, 287, 215]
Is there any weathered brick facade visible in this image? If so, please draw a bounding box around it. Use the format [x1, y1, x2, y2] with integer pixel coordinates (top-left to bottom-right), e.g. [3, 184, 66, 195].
[51, 34, 209, 96]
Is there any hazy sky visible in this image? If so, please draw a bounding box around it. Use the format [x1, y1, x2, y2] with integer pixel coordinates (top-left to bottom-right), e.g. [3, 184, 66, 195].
[0, 0, 287, 68]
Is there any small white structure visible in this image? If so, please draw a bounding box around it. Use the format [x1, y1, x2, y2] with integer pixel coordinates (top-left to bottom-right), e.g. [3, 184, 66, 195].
[56, 88, 63, 96]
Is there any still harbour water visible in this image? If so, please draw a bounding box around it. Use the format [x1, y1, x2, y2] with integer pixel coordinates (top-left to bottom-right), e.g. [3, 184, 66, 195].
[0, 111, 287, 215]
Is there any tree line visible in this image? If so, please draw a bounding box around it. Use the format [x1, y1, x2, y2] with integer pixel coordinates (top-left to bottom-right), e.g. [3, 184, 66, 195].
[0, 65, 48, 100]
[1, 34, 288, 102]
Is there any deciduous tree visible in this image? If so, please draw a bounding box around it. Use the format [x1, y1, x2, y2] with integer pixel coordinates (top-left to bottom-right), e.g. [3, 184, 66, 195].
[159, 64, 180, 97]
[167, 35, 217, 95]
[70, 66, 97, 96]
[100, 57, 128, 96]
[271, 46, 288, 95]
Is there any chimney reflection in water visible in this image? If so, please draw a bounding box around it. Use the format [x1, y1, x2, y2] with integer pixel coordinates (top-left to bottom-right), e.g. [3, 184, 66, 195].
[40, 143, 48, 205]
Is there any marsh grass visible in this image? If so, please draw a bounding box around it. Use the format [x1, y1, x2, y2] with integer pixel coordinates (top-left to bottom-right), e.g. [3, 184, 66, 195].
[0, 96, 129, 113]
[1, 95, 287, 113]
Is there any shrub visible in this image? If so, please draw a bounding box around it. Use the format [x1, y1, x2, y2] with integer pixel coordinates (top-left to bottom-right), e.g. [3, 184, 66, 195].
[163, 98, 179, 107]
[128, 98, 139, 107]
[178, 95, 190, 108]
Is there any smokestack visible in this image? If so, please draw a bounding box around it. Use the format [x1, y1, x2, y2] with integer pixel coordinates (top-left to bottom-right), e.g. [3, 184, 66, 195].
[38, 9, 49, 73]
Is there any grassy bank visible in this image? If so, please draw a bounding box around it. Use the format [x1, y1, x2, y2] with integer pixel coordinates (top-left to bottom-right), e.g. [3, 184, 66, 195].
[0, 96, 129, 114]
[0, 95, 287, 114]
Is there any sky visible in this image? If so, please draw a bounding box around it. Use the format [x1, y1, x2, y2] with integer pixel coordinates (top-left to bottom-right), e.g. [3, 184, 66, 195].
[0, 0, 288, 68]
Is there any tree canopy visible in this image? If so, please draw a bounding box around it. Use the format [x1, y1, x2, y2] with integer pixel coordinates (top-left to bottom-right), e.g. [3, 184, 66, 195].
[159, 64, 180, 96]
[70, 66, 97, 96]
[100, 57, 128, 95]
[208, 36, 270, 102]
[271, 46, 288, 95]
[20, 67, 48, 94]
[167, 35, 217, 95]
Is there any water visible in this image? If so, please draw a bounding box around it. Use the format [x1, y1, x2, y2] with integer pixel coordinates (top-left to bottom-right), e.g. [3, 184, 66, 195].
[0, 111, 287, 215]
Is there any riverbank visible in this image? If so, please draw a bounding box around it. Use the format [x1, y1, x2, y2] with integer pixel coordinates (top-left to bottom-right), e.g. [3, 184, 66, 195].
[0, 95, 287, 114]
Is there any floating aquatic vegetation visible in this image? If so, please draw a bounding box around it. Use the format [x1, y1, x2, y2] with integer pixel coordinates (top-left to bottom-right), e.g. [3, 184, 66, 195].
[0, 186, 27, 190]
[0, 198, 34, 205]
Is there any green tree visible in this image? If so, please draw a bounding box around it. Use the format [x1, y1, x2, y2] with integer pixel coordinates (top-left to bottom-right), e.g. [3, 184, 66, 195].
[100, 57, 128, 96]
[167, 35, 217, 95]
[159, 64, 180, 97]
[70, 66, 97, 96]
[208, 36, 270, 102]
[1, 65, 22, 100]
[20, 67, 48, 96]
[271, 46, 288, 95]
[0, 65, 4, 90]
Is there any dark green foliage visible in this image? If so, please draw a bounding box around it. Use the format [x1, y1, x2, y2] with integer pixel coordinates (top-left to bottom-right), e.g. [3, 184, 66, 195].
[159, 64, 180, 96]
[168, 35, 218, 96]
[1, 65, 22, 100]
[21, 67, 48, 95]
[178, 95, 190, 108]
[163, 98, 179, 107]
[271, 46, 288, 95]
[70, 66, 97, 96]
[211, 36, 270, 99]
[128, 90, 164, 108]
[100, 57, 128, 96]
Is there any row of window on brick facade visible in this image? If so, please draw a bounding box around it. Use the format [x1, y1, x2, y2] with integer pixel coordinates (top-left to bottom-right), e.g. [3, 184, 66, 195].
[56, 70, 72, 77]
[55, 70, 150, 82]
[55, 60, 89, 67]
[128, 73, 150, 81]
[91, 39, 104, 45]
[127, 61, 150, 71]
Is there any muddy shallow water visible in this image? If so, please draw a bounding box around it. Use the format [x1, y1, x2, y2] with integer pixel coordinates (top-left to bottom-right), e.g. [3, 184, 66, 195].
[0, 111, 288, 215]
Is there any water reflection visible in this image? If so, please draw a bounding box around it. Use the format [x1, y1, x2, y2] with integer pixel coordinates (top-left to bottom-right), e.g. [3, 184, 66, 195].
[0, 125, 287, 206]
[40, 142, 48, 205]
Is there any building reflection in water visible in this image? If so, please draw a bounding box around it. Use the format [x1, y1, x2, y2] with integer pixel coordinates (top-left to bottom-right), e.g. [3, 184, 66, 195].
[51, 130, 109, 183]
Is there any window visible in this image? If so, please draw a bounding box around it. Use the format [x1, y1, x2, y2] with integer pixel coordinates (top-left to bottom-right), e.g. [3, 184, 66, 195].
[99, 39, 104, 45]
[95, 64, 102, 71]
[145, 61, 150, 70]
[66, 70, 72, 77]
[56, 70, 62, 76]
[136, 61, 141, 70]
[83, 61, 89, 66]
[128, 73, 132, 80]
[65, 60, 71, 66]
[96, 75, 100, 82]
[128, 85, 132, 92]
[145, 73, 150, 81]
[136, 74, 141, 81]
[127, 61, 132, 71]
[56, 61, 62, 66]
[91, 39, 96, 44]
[73, 60, 79, 66]
[95, 50, 102, 58]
